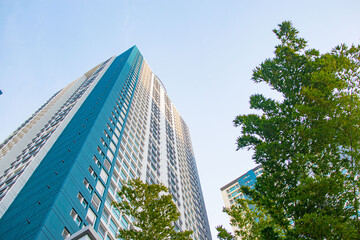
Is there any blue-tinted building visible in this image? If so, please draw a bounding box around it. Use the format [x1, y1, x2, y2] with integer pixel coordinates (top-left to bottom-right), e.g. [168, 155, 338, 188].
[0, 46, 212, 240]
[220, 165, 262, 207]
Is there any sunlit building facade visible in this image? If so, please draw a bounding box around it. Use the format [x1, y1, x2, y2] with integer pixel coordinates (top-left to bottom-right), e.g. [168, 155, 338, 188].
[0, 46, 212, 240]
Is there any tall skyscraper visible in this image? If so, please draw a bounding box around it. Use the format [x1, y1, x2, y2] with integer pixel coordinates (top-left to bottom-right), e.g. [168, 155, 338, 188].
[0, 46, 212, 240]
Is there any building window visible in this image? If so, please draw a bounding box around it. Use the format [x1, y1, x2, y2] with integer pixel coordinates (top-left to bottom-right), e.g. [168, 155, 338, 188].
[107, 151, 114, 162]
[61, 227, 70, 239]
[101, 138, 108, 148]
[109, 218, 118, 236]
[101, 208, 110, 223]
[120, 215, 129, 229]
[110, 205, 119, 219]
[104, 159, 111, 172]
[109, 142, 116, 153]
[83, 178, 93, 193]
[97, 146, 105, 158]
[91, 193, 102, 211]
[129, 170, 135, 179]
[89, 167, 97, 180]
[105, 194, 113, 207]
[229, 185, 239, 192]
[96, 180, 105, 196]
[106, 124, 113, 133]
[119, 144, 125, 154]
[109, 182, 116, 195]
[114, 127, 121, 138]
[122, 161, 129, 172]
[120, 111, 126, 121]
[77, 192, 88, 208]
[100, 169, 109, 183]
[70, 209, 82, 227]
[120, 170, 127, 181]
[255, 169, 263, 176]
[93, 155, 101, 168]
[98, 224, 106, 240]
[118, 117, 124, 126]
[109, 117, 115, 126]
[86, 207, 97, 226]
[124, 153, 131, 163]
[104, 130, 110, 140]
[130, 161, 137, 172]
[114, 161, 121, 173]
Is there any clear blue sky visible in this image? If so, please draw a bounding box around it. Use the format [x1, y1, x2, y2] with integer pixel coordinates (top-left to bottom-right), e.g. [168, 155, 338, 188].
[1, 0, 359, 238]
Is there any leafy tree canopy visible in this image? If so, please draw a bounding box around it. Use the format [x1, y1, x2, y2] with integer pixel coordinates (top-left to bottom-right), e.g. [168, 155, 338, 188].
[112, 178, 193, 240]
[219, 21, 360, 239]
[217, 198, 283, 240]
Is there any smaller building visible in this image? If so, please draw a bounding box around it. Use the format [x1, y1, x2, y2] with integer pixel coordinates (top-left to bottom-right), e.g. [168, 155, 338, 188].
[220, 165, 262, 208]
[220, 165, 263, 237]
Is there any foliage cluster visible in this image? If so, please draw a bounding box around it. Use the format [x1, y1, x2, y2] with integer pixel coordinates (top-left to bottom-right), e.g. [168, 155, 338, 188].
[112, 178, 193, 240]
[218, 21, 360, 240]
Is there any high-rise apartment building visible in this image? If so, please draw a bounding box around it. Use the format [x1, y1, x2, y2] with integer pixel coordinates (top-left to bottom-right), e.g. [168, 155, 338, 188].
[0, 46, 212, 240]
[220, 165, 262, 208]
[220, 165, 262, 236]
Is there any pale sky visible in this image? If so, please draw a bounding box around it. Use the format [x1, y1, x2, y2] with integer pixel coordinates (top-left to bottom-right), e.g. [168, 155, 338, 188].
[1, 0, 360, 238]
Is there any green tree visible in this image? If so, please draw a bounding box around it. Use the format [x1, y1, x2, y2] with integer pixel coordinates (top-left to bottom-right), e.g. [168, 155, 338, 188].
[216, 198, 284, 240]
[112, 178, 193, 240]
[222, 21, 360, 239]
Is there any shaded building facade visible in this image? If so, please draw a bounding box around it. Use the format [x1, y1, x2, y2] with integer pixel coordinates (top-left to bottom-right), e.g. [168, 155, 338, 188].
[220, 165, 262, 208]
